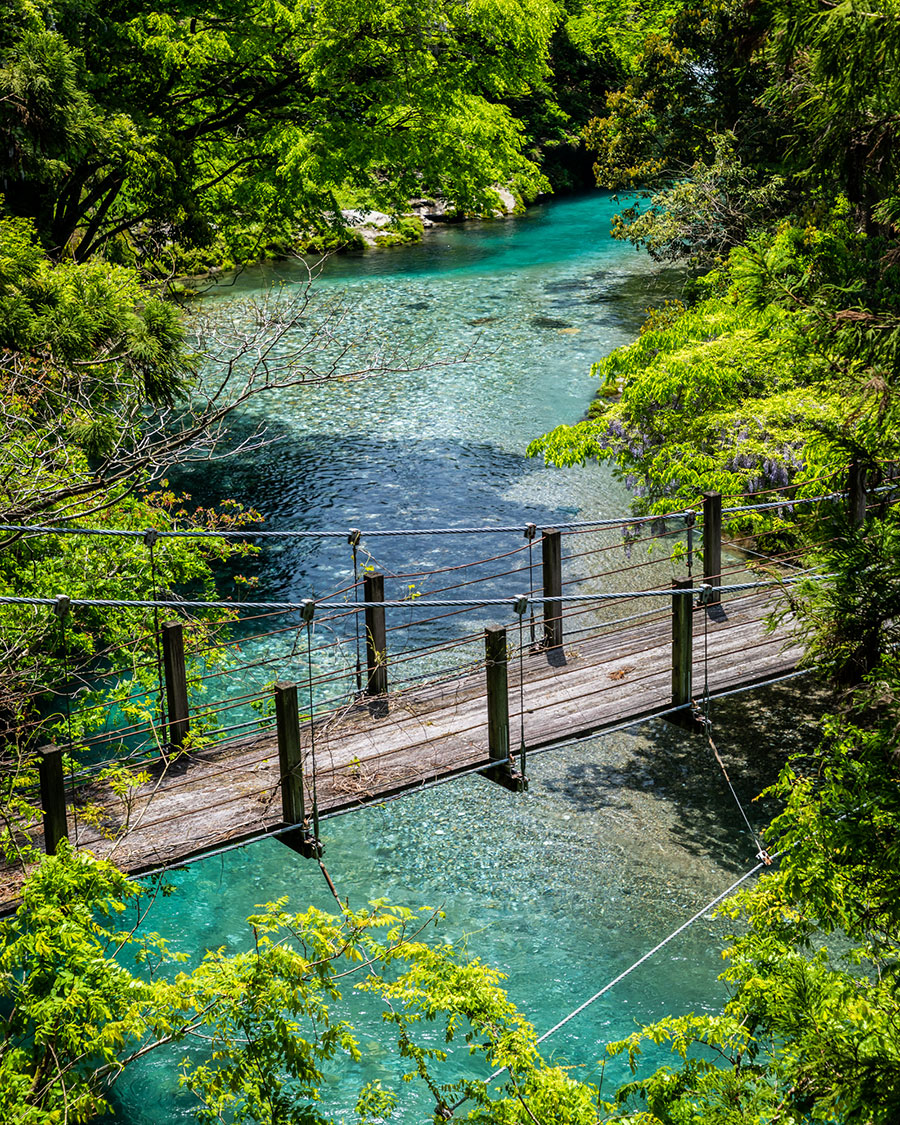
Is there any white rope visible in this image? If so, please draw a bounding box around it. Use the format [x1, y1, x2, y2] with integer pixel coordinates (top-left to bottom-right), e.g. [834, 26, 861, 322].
[533, 858, 770, 1047]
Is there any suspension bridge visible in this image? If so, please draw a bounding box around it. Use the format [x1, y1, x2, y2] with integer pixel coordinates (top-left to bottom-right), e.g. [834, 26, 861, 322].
[0, 475, 877, 907]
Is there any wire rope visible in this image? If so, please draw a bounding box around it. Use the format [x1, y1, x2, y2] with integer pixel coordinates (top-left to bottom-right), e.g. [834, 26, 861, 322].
[443, 854, 774, 1119]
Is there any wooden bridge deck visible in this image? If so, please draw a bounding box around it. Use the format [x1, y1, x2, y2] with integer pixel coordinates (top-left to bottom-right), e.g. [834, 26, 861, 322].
[34, 590, 801, 884]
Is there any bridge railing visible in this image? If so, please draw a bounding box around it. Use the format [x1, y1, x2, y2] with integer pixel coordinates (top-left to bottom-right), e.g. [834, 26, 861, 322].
[2, 462, 897, 863]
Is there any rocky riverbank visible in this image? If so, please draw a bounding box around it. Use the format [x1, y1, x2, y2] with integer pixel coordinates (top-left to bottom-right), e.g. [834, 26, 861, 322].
[333, 187, 524, 249]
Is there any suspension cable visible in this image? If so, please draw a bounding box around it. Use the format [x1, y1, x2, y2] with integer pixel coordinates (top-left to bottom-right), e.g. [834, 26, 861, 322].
[445, 855, 774, 1118]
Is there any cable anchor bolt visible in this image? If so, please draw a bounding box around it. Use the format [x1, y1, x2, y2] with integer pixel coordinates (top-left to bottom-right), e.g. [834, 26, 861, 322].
[513, 594, 529, 616]
[347, 528, 361, 547]
[143, 528, 160, 548]
[300, 598, 316, 623]
[524, 522, 537, 540]
[54, 594, 71, 618]
[698, 583, 715, 606]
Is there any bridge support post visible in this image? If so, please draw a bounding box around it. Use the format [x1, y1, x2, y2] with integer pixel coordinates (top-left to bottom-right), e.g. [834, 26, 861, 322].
[363, 573, 388, 697]
[274, 682, 321, 858]
[161, 621, 190, 752]
[480, 626, 526, 792]
[668, 577, 700, 731]
[848, 460, 866, 528]
[702, 492, 722, 604]
[275, 682, 305, 826]
[541, 528, 563, 651]
[38, 745, 68, 855]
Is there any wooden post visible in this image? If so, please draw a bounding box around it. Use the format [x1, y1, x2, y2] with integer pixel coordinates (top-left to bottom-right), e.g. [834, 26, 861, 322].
[702, 491, 722, 604]
[480, 626, 525, 791]
[848, 461, 866, 528]
[541, 528, 563, 650]
[38, 745, 68, 854]
[671, 577, 693, 714]
[161, 621, 190, 750]
[363, 573, 388, 696]
[484, 626, 510, 763]
[275, 683, 305, 826]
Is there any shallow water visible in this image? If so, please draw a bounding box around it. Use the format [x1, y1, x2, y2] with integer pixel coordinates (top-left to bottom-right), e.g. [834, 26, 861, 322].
[108, 193, 800, 1121]
[171, 192, 684, 598]
[111, 677, 827, 1122]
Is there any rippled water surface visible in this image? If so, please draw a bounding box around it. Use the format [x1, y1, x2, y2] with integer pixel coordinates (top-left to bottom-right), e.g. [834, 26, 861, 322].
[174, 192, 684, 597]
[110, 193, 801, 1121]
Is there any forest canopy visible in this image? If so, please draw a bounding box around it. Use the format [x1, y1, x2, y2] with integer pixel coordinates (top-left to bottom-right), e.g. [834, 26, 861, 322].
[1, 0, 562, 264]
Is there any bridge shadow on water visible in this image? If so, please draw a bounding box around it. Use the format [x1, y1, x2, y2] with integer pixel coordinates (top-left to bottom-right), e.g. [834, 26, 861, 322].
[539, 677, 834, 874]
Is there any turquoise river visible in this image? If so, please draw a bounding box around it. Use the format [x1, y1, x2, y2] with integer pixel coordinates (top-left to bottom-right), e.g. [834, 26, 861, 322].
[108, 192, 818, 1122]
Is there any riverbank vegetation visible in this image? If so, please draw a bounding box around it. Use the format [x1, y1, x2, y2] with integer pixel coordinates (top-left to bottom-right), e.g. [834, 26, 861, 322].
[3, 0, 900, 1122]
[528, 1, 900, 1120]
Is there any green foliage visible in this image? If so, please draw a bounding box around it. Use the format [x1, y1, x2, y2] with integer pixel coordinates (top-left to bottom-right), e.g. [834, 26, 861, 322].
[530, 211, 900, 527]
[0, 211, 189, 406]
[611, 643, 900, 1122]
[373, 215, 426, 248]
[0, 484, 259, 864]
[585, 1, 773, 193]
[587, 1, 900, 239]
[1, 0, 561, 265]
[611, 132, 786, 266]
[777, 515, 900, 685]
[569, 1, 686, 75]
[0, 211, 270, 860]
[0, 843, 185, 1124]
[0, 845, 613, 1123]
[763, 0, 900, 225]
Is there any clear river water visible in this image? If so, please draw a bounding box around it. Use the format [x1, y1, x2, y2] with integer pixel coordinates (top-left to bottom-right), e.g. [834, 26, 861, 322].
[108, 192, 818, 1122]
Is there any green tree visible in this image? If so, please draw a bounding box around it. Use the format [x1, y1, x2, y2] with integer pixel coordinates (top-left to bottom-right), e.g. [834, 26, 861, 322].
[1, 0, 561, 264]
[529, 206, 900, 526]
[0, 842, 602, 1124]
[0, 206, 433, 862]
[763, 0, 900, 230]
[585, 0, 775, 193]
